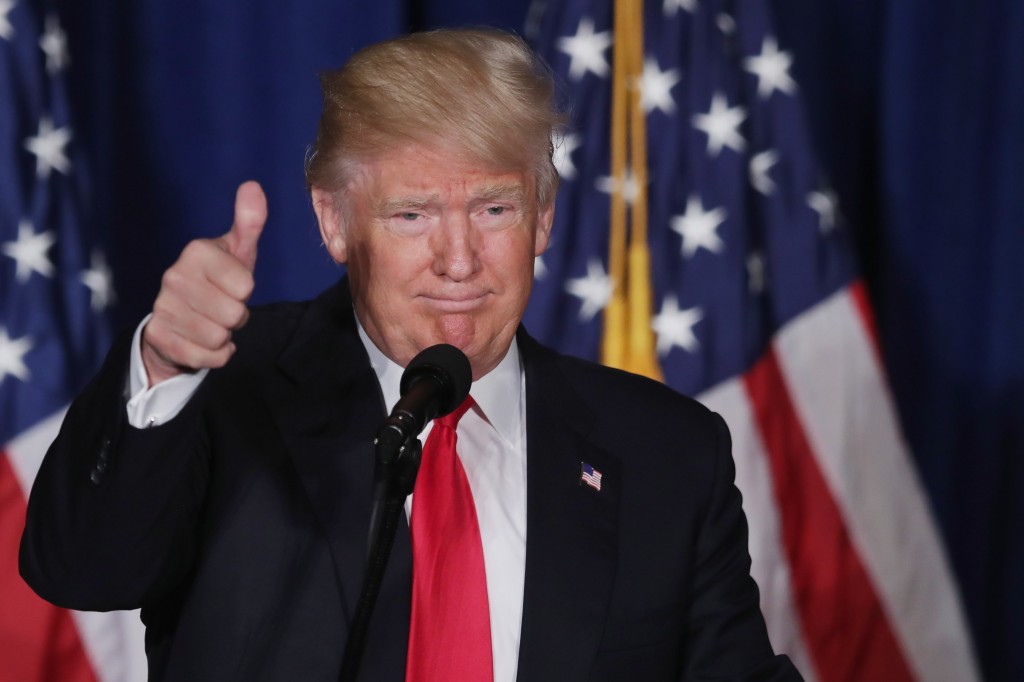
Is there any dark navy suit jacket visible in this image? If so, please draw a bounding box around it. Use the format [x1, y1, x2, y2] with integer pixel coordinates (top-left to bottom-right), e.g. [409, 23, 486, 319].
[21, 279, 801, 681]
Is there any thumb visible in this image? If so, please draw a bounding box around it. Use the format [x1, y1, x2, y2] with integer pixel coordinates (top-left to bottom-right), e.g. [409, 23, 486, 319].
[222, 180, 267, 271]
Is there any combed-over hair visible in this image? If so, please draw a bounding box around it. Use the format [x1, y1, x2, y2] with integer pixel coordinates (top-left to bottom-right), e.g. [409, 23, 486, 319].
[305, 28, 566, 206]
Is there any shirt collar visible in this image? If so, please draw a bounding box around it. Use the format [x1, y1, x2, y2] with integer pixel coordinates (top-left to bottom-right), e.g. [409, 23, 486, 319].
[356, 316, 523, 445]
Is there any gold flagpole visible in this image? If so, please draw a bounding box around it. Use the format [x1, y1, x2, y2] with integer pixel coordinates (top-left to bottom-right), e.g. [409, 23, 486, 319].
[601, 0, 630, 371]
[601, 0, 663, 381]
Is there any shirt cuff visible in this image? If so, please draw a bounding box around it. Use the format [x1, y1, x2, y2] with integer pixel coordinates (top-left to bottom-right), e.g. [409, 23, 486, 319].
[126, 314, 209, 428]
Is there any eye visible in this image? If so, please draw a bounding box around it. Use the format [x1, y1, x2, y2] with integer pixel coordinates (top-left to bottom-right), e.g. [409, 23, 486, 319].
[485, 206, 505, 216]
[386, 209, 434, 237]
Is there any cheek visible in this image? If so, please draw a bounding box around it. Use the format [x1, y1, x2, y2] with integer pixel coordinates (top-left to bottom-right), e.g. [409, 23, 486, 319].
[480, 234, 537, 304]
[362, 238, 430, 294]
[494, 231, 538, 278]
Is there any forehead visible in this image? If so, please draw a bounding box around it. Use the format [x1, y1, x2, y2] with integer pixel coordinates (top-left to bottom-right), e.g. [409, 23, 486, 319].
[351, 143, 534, 202]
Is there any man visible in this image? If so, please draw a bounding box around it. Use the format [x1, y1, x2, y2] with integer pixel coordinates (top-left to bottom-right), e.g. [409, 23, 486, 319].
[21, 29, 801, 681]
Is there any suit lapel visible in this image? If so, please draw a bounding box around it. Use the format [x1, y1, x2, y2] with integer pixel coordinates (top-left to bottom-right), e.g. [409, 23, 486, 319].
[516, 332, 621, 681]
[263, 281, 411, 680]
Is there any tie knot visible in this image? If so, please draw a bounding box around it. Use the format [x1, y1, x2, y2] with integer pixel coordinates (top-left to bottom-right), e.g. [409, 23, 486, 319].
[436, 394, 475, 430]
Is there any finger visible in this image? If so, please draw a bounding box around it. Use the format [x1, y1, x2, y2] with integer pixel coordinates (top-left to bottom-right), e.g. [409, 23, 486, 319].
[222, 180, 267, 272]
[143, 316, 235, 376]
[174, 239, 256, 303]
[164, 272, 251, 332]
[145, 275, 247, 382]
[151, 291, 239, 352]
[159, 258, 251, 327]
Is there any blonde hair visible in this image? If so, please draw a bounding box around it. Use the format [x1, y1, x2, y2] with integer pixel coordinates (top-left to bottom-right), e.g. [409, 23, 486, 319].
[305, 28, 566, 206]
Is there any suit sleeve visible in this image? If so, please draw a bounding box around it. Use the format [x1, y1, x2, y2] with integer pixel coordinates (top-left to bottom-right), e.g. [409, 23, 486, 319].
[19, 329, 212, 611]
[680, 412, 804, 681]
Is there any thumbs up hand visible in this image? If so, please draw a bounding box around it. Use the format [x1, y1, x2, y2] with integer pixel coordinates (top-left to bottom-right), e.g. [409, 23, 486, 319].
[141, 181, 267, 386]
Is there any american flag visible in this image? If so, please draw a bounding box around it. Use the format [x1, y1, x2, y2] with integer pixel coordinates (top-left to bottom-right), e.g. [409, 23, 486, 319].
[579, 461, 602, 491]
[524, 0, 980, 680]
[0, 1, 145, 679]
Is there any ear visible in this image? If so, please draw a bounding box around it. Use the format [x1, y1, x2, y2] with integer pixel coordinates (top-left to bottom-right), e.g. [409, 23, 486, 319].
[534, 200, 555, 256]
[312, 187, 348, 264]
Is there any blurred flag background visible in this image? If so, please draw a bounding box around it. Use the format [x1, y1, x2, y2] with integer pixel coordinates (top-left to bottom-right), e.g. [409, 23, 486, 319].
[2, 0, 1021, 680]
[528, 0, 976, 680]
[1, 1, 145, 679]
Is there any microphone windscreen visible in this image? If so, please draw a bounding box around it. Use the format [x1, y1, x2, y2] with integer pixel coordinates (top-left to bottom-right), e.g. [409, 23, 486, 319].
[400, 344, 472, 417]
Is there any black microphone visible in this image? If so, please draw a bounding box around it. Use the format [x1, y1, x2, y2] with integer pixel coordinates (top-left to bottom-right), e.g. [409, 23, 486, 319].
[349, 347, 471, 682]
[371, 343, 472, 502]
[375, 343, 473, 451]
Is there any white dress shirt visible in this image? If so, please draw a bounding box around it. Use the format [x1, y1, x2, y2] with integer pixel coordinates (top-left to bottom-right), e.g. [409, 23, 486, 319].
[126, 316, 528, 682]
[126, 315, 209, 427]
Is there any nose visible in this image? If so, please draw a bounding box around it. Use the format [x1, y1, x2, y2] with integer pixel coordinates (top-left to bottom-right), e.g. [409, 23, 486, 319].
[431, 212, 480, 281]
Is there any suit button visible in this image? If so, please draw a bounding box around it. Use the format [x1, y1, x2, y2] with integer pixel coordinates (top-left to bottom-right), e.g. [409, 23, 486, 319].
[98, 439, 111, 462]
[90, 469, 102, 484]
[96, 460, 108, 473]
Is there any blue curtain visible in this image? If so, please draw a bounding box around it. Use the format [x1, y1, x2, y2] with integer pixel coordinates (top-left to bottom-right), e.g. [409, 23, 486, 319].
[52, 1, 1024, 679]
[773, 2, 1024, 679]
[879, 2, 1024, 678]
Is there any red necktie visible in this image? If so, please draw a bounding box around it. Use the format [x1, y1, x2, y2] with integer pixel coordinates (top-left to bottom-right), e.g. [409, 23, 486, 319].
[406, 396, 494, 681]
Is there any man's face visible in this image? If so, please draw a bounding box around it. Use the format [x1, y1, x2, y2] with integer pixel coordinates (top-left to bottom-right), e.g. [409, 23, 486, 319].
[313, 143, 554, 379]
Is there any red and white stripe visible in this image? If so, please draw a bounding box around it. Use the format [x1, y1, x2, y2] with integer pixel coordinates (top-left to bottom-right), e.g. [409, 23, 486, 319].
[2, 410, 148, 682]
[700, 283, 979, 682]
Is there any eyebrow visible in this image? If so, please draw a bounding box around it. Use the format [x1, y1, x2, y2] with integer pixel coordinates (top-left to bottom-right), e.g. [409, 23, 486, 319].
[374, 183, 528, 215]
[374, 195, 439, 214]
[474, 183, 527, 203]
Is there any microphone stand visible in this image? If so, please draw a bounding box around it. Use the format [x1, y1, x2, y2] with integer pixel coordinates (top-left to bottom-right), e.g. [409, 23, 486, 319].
[338, 343, 471, 681]
[338, 430, 422, 682]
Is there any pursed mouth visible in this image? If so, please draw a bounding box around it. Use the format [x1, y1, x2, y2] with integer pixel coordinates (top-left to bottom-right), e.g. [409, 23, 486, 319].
[419, 293, 490, 312]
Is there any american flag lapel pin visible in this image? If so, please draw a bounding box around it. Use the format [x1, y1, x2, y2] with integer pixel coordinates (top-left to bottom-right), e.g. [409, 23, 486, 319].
[579, 462, 602, 491]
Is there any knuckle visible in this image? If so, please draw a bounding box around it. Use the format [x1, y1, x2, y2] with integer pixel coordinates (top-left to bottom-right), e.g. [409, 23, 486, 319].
[142, 324, 169, 354]
[175, 343, 207, 370]
[198, 345, 231, 370]
[228, 270, 255, 300]
[154, 334, 187, 367]
[214, 345, 235, 366]
[151, 297, 174, 320]
[209, 325, 232, 349]
[161, 267, 185, 291]
[227, 300, 249, 328]
[180, 239, 208, 261]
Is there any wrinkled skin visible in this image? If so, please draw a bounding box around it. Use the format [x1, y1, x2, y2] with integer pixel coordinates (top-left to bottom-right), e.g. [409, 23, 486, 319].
[312, 144, 554, 379]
